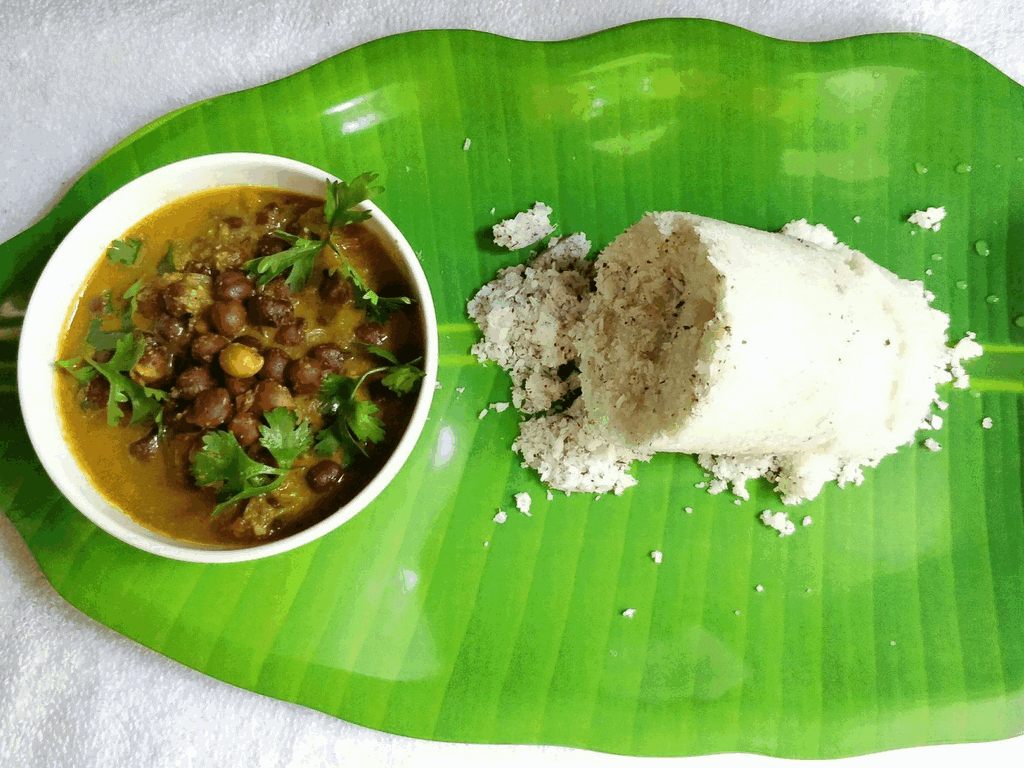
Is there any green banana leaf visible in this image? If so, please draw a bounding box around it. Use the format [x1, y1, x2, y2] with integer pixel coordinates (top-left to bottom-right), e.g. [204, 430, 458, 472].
[1, 20, 1022, 759]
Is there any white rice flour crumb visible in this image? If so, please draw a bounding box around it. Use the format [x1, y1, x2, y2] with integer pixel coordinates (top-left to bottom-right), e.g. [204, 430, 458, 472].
[492, 202, 556, 250]
[490, 402, 510, 413]
[760, 510, 796, 537]
[684, 507, 693, 514]
[802, 516, 813, 527]
[456, 386, 466, 394]
[923, 437, 942, 452]
[493, 509, 508, 524]
[546, 490, 553, 501]
[515, 492, 532, 516]
[434, 381, 443, 390]
[982, 417, 993, 429]
[478, 409, 488, 420]
[463, 138, 471, 150]
[908, 206, 946, 232]
[650, 550, 663, 564]
[755, 585, 764, 592]
[622, 608, 636, 618]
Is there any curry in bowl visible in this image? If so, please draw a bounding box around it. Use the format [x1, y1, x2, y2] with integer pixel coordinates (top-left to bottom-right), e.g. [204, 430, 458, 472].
[55, 177, 426, 547]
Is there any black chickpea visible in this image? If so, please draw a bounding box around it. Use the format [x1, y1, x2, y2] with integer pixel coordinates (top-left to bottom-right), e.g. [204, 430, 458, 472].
[191, 333, 229, 364]
[259, 348, 290, 381]
[306, 460, 343, 493]
[175, 366, 214, 400]
[188, 388, 233, 429]
[210, 299, 247, 337]
[214, 269, 255, 302]
[286, 357, 322, 395]
[227, 413, 261, 447]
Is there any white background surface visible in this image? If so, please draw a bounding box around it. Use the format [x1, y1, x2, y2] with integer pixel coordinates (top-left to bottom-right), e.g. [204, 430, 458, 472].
[1, 2, 1022, 766]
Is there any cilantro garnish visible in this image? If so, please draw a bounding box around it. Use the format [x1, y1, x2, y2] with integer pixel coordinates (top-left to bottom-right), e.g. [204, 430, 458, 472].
[190, 407, 314, 515]
[246, 233, 324, 293]
[84, 316, 124, 352]
[120, 279, 144, 332]
[61, 332, 167, 427]
[56, 357, 97, 385]
[331, 260, 414, 324]
[156, 242, 176, 274]
[260, 407, 315, 468]
[323, 172, 381, 230]
[242, 174, 415, 322]
[105, 239, 142, 266]
[314, 351, 425, 465]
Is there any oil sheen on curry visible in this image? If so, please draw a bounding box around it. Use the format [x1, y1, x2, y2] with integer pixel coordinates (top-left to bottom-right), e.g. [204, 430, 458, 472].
[56, 181, 425, 547]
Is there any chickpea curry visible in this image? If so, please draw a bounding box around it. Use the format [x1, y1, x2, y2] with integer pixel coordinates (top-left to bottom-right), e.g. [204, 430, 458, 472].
[56, 177, 426, 547]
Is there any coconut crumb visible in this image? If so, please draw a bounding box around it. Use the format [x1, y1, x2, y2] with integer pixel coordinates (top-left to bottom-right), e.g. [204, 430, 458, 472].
[456, 386, 466, 394]
[490, 402, 510, 413]
[546, 490, 553, 501]
[468, 233, 593, 413]
[513, 400, 652, 495]
[755, 585, 764, 593]
[491, 202, 556, 250]
[922, 437, 942, 452]
[684, 507, 693, 514]
[650, 550, 663, 564]
[463, 138, 471, 150]
[908, 206, 946, 232]
[760, 510, 796, 537]
[982, 417, 993, 429]
[622, 608, 636, 618]
[478, 409, 488, 420]
[514, 492, 532, 516]
[802, 516, 813, 527]
[493, 509, 508, 524]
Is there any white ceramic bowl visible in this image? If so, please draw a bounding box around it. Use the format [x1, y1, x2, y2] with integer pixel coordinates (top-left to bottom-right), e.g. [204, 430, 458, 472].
[17, 153, 438, 563]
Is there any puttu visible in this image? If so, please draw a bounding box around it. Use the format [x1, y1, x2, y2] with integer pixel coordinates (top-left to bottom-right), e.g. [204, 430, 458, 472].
[468, 208, 982, 504]
[577, 212, 979, 503]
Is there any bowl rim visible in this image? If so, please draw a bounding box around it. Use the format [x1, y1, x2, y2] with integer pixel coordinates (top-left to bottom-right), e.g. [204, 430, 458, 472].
[16, 152, 438, 563]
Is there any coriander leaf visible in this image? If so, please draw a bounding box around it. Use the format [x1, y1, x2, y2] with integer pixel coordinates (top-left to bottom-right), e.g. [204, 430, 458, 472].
[244, 233, 322, 292]
[106, 239, 142, 266]
[381, 363, 425, 396]
[84, 332, 167, 427]
[323, 173, 382, 231]
[85, 316, 125, 352]
[316, 373, 385, 461]
[156, 242, 176, 274]
[348, 399, 385, 443]
[191, 430, 285, 515]
[260, 407, 314, 468]
[120, 279, 144, 331]
[313, 422, 358, 467]
[363, 294, 413, 324]
[319, 373, 359, 418]
[331, 260, 414, 323]
[56, 357, 97, 385]
[363, 344, 399, 364]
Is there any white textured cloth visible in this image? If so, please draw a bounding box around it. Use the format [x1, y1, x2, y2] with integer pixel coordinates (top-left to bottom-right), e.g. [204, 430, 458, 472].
[2, 2, 1023, 766]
